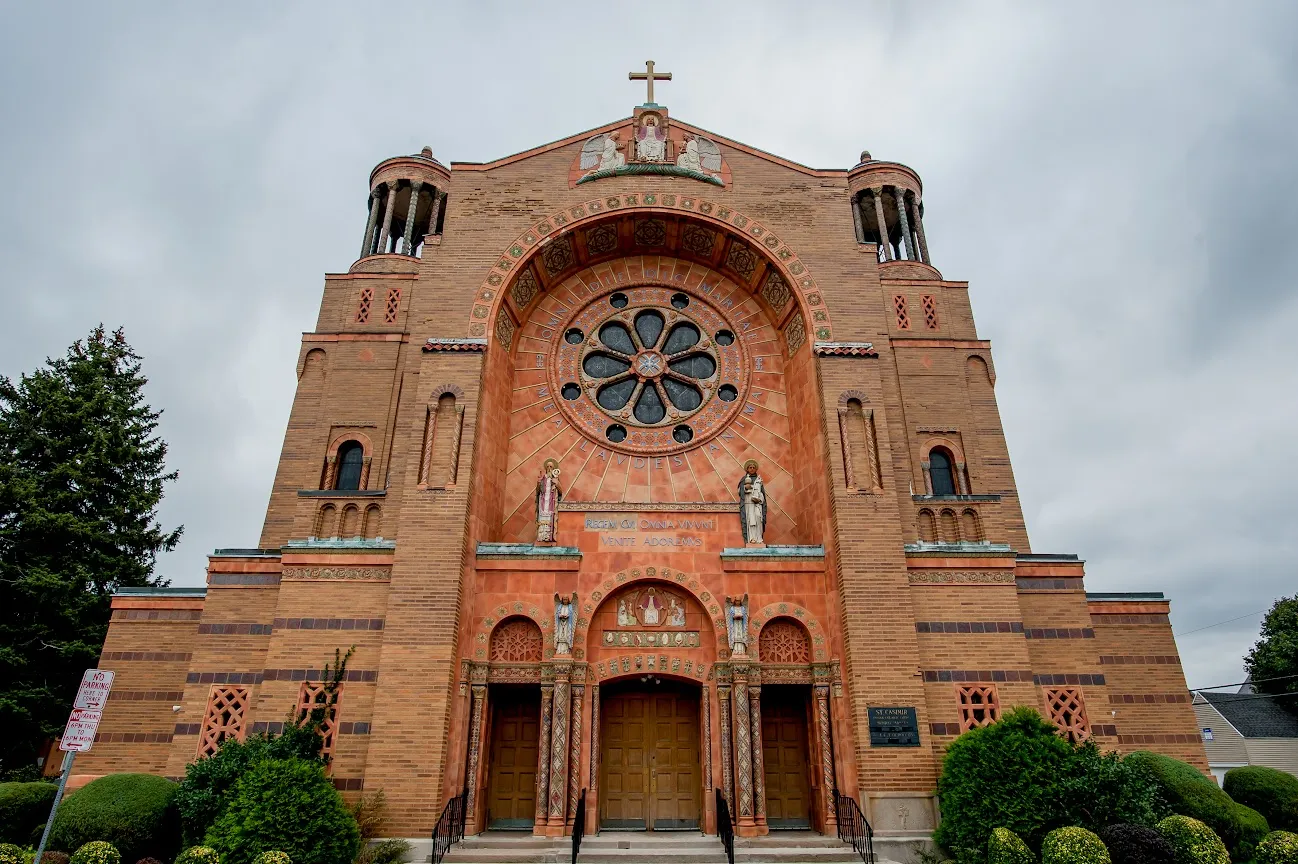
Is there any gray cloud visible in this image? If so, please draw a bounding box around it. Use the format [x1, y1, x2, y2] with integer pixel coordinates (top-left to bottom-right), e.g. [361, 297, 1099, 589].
[2, 1, 1294, 690]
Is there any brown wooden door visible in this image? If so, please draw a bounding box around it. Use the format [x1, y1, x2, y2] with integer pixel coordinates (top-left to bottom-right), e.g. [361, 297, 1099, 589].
[600, 682, 701, 830]
[762, 688, 812, 828]
[486, 688, 540, 829]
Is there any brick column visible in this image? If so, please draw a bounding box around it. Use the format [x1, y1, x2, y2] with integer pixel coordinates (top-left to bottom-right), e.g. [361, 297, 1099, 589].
[400, 180, 423, 255]
[871, 188, 893, 261]
[375, 180, 398, 255]
[567, 682, 584, 829]
[732, 668, 755, 831]
[534, 684, 553, 832]
[547, 670, 570, 831]
[913, 196, 931, 264]
[465, 684, 486, 824]
[749, 683, 766, 830]
[814, 684, 837, 831]
[717, 683, 734, 815]
[359, 188, 381, 258]
[895, 187, 916, 261]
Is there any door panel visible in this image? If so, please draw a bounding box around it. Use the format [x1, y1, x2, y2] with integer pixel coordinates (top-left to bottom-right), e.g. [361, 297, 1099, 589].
[486, 688, 540, 828]
[762, 688, 812, 829]
[600, 683, 700, 830]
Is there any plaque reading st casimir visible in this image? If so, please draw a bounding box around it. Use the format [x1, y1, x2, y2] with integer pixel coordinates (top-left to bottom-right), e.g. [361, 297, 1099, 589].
[868, 706, 921, 747]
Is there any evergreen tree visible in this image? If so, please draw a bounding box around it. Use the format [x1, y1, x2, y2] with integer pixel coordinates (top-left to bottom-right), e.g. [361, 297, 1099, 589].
[1245, 595, 1298, 715]
[0, 326, 182, 773]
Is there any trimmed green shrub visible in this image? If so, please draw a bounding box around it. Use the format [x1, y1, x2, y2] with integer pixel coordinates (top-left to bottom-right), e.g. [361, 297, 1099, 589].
[0, 844, 26, 864]
[1127, 752, 1268, 862]
[173, 847, 219, 864]
[356, 839, 410, 864]
[1097, 824, 1175, 864]
[0, 782, 58, 844]
[204, 760, 359, 864]
[1256, 831, 1298, 864]
[1224, 766, 1298, 833]
[936, 708, 1164, 860]
[989, 829, 1036, 864]
[49, 774, 180, 864]
[250, 855, 290, 864]
[1041, 828, 1110, 864]
[70, 843, 122, 864]
[1157, 816, 1229, 864]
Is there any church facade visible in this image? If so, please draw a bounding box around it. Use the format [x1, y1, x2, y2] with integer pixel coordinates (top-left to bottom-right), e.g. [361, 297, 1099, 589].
[81, 75, 1208, 845]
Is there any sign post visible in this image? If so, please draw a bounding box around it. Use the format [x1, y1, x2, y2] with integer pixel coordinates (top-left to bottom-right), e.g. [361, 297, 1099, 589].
[33, 670, 114, 864]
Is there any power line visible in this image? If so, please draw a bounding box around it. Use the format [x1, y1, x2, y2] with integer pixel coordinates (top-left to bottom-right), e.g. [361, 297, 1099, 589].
[1191, 672, 1298, 692]
[1174, 608, 1269, 638]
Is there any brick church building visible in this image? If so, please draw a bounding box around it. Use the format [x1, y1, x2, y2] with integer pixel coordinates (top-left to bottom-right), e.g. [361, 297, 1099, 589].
[81, 68, 1208, 851]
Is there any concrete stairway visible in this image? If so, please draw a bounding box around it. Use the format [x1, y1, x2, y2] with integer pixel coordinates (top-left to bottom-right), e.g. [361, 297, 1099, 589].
[576, 832, 728, 864]
[735, 830, 878, 863]
[438, 832, 568, 864]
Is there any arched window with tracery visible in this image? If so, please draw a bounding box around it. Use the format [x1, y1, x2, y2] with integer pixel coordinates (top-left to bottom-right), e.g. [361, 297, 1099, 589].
[489, 617, 543, 663]
[928, 448, 956, 496]
[334, 441, 365, 491]
[759, 618, 811, 664]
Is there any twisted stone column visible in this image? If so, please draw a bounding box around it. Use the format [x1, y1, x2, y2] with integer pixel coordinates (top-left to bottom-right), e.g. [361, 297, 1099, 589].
[400, 180, 423, 255]
[871, 188, 893, 261]
[359, 188, 381, 258]
[850, 195, 865, 243]
[376, 180, 398, 255]
[749, 684, 766, 826]
[465, 684, 486, 822]
[589, 685, 601, 806]
[718, 684, 734, 814]
[913, 196, 931, 264]
[732, 671, 754, 826]
[895, 187, 916, 261]
[535, 684, 553, 830]
[428, 188, 445, 236]
[814, 685, 837, 829]
[702, 685, 713, 792]
[567, 683, 584, 828]
[548, 674, 570, 826]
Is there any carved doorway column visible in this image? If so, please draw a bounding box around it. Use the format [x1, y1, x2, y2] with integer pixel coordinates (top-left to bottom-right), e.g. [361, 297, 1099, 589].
[547, 665, 571, 833]
[814, 684, 837, 832]
[534, 683, 553, 833]
[464, 683, 487, 828]
[717, 682, 734, 815]
[731, 666, 756, 832]
[567, 682, 584, 830]
[750, 682, 767, 831]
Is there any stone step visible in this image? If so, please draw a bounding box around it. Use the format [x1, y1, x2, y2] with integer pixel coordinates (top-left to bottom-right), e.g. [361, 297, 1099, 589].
[440, 835, 568, 864]
[576, 833, 727, 864]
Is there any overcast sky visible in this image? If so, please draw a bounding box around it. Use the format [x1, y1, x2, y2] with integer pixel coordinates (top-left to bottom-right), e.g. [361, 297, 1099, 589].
[2, 2, 1295, 691]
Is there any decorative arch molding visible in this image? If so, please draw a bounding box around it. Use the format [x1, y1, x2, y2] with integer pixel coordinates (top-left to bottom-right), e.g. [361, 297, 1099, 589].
[470, 603, 551, 661]
[427, 383, 465, 401]
[590, 653, 710, 683]
[750, 602, 829, 661]
[465, 194, 835, 344]
[837, 389, 871, 407]
[582, 567, 725, 657]
[326, 431, 375, 459]
[921, 436, 966, 466]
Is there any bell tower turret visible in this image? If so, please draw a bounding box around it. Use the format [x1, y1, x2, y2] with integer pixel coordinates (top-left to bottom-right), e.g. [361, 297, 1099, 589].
[357, 146, 450, 262]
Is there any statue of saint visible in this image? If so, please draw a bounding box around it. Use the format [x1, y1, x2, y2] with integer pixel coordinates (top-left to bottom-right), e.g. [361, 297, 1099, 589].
[617, 598, 636, 627]
[553, 592, 576, 656]
[667, 596, 686, 628]
[535, 459, 561, 543]
[725, 594, 750, 657]
[738, 460, 767, 545]
[635, 114, 667, 162]
[640, 588, 661, 625]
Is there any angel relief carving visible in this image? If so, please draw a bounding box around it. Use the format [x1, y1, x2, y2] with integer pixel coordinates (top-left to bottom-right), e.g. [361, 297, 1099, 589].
[677, 134, 723, 181]
[580, 133, 626, 176]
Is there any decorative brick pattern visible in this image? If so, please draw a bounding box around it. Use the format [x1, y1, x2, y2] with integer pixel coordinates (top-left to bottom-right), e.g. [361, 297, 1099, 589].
[296, 682, 341, 763]
[916, 621, 1024, 634]
[356, 286, 373, 323]
[208, 573, 280, 586]
[272, 617, 385, 631]
[198, 622, 272, 635]
[197, 685, 249, 758]
[1034, 673, 1106, 686]
[1024, 627, 1096, 639]
[923, 669, 1032, 682]
[96, 731, 174, 744]
[893, 294, 910, 329]
[111, 609, 203, 621]
[108, 690, 185, 702]
[920, 293, 939, 329]
[1091, 614, 1171, 625]
[1108, 693, 1191, 704]
[1099, 655, 1180, 665]
[759, 619, 811, 663]
[101, 651, 191, 662]
[1017, 578, 1086, 591]
[1117, 733, 1203, 745]
[956, 684, 1000, 731]
[384, 286, 401, 323]
[1044, 687, 1090, 743]
[489, 618, 543, 662]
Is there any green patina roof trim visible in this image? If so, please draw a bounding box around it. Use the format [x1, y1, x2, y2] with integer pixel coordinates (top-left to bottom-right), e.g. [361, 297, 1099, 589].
[576, 163, 724, 187]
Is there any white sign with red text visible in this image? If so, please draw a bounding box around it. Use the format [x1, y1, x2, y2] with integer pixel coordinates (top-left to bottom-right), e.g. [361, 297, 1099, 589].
[72, 669, 115, 710]
[59, 708, 102, 752]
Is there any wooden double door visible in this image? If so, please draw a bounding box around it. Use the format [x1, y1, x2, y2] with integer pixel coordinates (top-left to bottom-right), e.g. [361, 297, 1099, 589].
[600, 681, 702, 830]
[762, 686, 813, 829]
[485, 686, 541, 829]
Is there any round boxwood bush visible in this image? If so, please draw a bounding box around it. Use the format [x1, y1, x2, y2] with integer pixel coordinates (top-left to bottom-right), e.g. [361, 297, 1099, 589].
[1158, 816, 1229, 864]
[1098, 824, 1176, 864]
[71, 842, 122, 864]
[0, 843, 27, 864]
[49, 774, 180, 864]
[1127, 752, 1268, 862]
[205, 760, 358, 864]
[1224, 767, 1298, 834]
[1041, 827, 1111, 864]
[1256, 831, 1298, 864]
[989, 828, 1036, 864]
[250, 854, 290, 864]
[173, 847, 220, 864]
[0, 781, 58, 845]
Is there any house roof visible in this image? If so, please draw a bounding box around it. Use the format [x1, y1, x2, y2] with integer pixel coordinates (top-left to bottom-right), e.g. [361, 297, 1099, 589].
[1199, 691, 1298, 738]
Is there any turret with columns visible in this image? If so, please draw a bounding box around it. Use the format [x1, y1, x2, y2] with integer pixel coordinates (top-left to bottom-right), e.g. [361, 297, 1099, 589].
[358, 146, 450, 261]
[847, 151, 933, 269]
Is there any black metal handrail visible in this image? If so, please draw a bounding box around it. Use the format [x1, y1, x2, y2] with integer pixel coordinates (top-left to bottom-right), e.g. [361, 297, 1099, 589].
[571, 788, 587, 864]
[834, 789, 875, 864]
[431, 786, 468, 864]
[715, 789, 734, 864]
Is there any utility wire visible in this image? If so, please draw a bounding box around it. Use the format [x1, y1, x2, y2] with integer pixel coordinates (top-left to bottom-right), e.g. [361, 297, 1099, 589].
[1174, 608, 1269, 638]
[1191, 672, 1298, 692]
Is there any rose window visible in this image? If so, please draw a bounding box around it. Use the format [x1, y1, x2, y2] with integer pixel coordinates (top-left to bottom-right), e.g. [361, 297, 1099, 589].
[551, 286, 746, 454]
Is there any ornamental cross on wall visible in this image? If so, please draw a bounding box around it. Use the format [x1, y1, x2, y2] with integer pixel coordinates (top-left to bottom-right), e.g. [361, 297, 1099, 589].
[629, 60, 672, 105]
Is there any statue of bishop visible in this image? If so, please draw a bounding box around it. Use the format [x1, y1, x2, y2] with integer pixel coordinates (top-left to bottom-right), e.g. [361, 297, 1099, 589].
[738, 460, 767, 545]
[536, 459, 562, 543]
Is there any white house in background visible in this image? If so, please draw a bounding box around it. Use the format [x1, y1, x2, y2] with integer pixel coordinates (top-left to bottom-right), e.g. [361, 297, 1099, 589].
[1193, 688, 1298, 784]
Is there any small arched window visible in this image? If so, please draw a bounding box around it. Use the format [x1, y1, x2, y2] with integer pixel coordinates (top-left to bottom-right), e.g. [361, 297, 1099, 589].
[929, 449, 956, 496]
[335, 441, 365, 491]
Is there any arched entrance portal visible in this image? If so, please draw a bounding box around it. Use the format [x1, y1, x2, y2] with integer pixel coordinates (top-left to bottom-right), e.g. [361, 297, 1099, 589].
[599, 677, 702, 831]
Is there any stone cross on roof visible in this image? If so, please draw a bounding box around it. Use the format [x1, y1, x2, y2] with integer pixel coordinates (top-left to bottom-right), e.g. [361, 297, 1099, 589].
[629, 60, 672, 106]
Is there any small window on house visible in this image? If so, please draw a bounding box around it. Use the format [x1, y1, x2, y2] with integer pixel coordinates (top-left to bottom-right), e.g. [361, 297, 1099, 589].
[335, 441, 364, 491]
[929, 449, 956, 496]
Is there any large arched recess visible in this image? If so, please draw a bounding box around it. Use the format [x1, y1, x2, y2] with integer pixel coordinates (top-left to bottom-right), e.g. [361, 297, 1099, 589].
[469, 195, 837, 548]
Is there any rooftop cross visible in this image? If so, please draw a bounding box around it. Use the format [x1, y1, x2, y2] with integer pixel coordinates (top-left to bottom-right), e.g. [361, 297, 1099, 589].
[629, 60, 672, 106]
